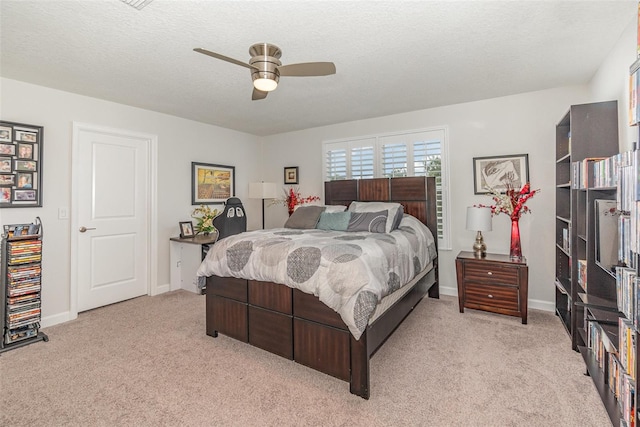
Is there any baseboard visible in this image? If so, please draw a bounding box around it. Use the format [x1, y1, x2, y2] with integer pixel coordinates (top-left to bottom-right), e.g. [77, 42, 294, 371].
[40, 311, 75, 328]
[41, 284, 172, 328]
[439, 284, 554, 313]
[151, 283, 171, 296]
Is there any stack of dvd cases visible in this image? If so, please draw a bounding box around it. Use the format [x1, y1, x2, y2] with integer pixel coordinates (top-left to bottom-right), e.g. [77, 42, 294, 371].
[0, 218, 47, 351]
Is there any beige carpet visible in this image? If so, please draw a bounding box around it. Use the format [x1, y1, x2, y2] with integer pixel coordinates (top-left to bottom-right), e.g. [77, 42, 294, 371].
[1, 290, 610, 426]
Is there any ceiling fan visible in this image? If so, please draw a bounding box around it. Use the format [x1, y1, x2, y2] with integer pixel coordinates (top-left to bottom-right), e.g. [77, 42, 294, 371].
[194, 43, 336, 100]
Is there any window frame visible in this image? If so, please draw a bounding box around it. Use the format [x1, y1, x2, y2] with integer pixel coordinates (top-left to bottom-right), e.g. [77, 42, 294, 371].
[322, 126, 451, 250]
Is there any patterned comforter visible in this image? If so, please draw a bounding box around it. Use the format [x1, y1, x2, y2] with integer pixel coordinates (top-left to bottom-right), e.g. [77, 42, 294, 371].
[196, 214, 437, 339]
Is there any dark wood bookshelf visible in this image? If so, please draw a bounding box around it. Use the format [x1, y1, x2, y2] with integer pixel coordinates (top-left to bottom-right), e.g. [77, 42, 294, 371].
[578, 346, 621, 426]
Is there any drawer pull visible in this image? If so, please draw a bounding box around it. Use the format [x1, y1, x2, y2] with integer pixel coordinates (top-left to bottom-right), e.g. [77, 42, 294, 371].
[487, 294, 493, 298]
[487, 271, 493, 275]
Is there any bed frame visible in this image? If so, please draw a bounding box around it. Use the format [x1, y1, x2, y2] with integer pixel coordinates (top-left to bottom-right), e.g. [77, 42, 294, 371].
[205, 176, 439, 399]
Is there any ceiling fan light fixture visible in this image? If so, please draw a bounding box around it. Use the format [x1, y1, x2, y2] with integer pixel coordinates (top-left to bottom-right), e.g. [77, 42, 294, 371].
[253, 78, 278, 92]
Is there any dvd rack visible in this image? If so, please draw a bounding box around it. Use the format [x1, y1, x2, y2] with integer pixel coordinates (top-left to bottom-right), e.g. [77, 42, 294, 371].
[0, 217, 48, 353]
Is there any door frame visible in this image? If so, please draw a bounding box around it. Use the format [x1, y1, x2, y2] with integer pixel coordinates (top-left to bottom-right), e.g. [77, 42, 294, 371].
[69, 122, 158, 320]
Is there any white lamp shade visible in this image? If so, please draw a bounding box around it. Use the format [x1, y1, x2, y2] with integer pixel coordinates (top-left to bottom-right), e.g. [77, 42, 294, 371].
[249, 182, 278, 199]
[466, 207, 492, 232]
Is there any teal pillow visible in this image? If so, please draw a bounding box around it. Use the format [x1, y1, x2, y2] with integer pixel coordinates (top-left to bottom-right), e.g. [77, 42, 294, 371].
[316, 211, 351, 231]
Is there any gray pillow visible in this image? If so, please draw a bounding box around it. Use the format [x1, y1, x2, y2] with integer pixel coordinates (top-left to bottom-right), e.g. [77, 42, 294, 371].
[284, 206, 326, 229]
[391, 205, 404, 231]
[347, 210, 388, 233]
[348, 201, 403, 233]
[316, 211, 351, 231]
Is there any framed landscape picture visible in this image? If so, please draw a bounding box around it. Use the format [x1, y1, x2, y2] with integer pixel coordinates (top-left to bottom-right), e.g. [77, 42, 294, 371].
[191, 162, 235, 204]
[0, 120, 43, 207]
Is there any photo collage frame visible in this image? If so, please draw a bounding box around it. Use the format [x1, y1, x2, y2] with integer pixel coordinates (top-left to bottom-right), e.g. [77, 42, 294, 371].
[0, 120, 43, 207]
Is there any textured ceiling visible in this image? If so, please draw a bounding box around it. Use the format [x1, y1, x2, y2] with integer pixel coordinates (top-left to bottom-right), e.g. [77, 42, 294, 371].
[0, 1, 636, 136]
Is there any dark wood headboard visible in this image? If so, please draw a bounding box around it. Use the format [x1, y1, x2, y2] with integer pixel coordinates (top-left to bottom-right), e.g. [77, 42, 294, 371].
[324, 176, 438, 240]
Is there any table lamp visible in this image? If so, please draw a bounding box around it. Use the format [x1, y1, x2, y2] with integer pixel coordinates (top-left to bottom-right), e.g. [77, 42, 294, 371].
[466, 206, 492, 257]
[249, 182, 278, 229]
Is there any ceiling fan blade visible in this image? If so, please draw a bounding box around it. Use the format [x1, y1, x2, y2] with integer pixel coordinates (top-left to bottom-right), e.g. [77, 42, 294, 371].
[252, 88, 268, 101]
[193, 48, 258, 71]
[277, 62, 336, 77]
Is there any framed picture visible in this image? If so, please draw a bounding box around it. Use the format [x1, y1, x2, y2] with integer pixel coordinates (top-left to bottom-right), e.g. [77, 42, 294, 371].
[0, 188, 10, 203]
[15, 160, 37, 172]
[16, 173, 33, 189]
[0, 158, 11, 172]
[0, 174, 15, 185]
[284, 166, 299, 184]
[473, 153, 529, 194]
[594, 199, 618, 271]
[17, 143, 33, 159]
[191, 162, 235, 205]
[14, 189, 36, 201]
[0, 126, 11, 142]
[179, 221, 195, 238]
[0, 120, 43, 207]
[15, 130, 37, 142]
[0, 143, 15, 156]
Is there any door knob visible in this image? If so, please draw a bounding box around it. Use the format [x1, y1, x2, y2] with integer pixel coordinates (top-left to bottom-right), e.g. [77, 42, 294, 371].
[79, 226, 96, 233]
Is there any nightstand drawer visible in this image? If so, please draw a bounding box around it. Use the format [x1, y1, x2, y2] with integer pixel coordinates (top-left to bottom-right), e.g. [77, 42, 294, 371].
[465, 283, 519, 311]
[463, 262, 519, 285]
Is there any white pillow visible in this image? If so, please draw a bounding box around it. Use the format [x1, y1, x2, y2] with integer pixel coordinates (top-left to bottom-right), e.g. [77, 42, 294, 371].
[294, 203, 346, 213]
[348, 201, 403, 233]
[323, 205, 347, 213]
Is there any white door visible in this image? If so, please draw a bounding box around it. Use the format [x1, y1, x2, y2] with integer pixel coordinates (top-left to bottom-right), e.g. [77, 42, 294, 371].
[73, 124, 151, 312]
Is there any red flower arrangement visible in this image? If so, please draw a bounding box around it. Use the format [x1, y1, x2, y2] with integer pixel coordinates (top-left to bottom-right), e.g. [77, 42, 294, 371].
[477, 182, 539, 221]
[271, 187, 320, 215]
[476, 181, 539, 260]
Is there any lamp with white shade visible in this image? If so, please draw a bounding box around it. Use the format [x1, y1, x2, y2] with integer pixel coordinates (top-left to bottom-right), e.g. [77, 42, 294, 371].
[466, 206, 492, 257]
[249, 182, 278, 229]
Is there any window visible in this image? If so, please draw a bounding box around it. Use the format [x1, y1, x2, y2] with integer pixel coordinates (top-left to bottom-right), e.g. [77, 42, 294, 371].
[323, 128, 450, 249]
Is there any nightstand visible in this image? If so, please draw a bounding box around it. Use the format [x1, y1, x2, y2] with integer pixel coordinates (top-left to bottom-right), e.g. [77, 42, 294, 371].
[455, 251, 528, 324]
[169, 233, 218, 294]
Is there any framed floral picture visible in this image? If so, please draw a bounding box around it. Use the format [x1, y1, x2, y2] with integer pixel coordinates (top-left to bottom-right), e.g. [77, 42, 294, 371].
[191, 162, 235, 205]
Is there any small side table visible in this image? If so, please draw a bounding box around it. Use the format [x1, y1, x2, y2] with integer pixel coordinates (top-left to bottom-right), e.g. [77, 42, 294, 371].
[169, 233, 218, 294]
[455, 251, 528, 324]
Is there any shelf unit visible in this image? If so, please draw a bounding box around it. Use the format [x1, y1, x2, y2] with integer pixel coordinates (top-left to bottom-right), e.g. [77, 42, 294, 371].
[0, 218, 48, 353]
[568, 152, 638, 427]
[554, 100, 619, 348]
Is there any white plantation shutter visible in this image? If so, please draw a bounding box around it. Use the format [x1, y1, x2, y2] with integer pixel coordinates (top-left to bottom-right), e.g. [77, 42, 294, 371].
[381, 143, 407, 177]
[351, 145, 374, 179]
[323, 138, 375, 181]
[325, 146, 347, 181]
[323, 128, 450, 249]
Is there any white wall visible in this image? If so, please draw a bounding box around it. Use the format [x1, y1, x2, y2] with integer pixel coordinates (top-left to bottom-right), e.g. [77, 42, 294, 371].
[0, 78, 262, 326]
[2, 15, 636, 326]
[261, 86, 591, 311]
[589, 15, 637, 151]
[259, 16, 639, 313]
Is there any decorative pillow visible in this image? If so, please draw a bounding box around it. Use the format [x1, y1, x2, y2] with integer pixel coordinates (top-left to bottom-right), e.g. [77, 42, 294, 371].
[316, 211, 351, 231]
[323, 205, 348, 213]
[284, 206, 326, 229]
[346, 210, 388, 233]
[348, 202, 403, 233]
[391, 205, 404, 230]
[294, 204, 347, 213]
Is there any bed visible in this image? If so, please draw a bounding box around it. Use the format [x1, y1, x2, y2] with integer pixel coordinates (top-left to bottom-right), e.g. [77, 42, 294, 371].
[197, 176, 439, 399]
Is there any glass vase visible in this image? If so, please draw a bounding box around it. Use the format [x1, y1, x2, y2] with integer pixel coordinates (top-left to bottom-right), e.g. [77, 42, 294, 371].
[510, 219, 523, 261]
